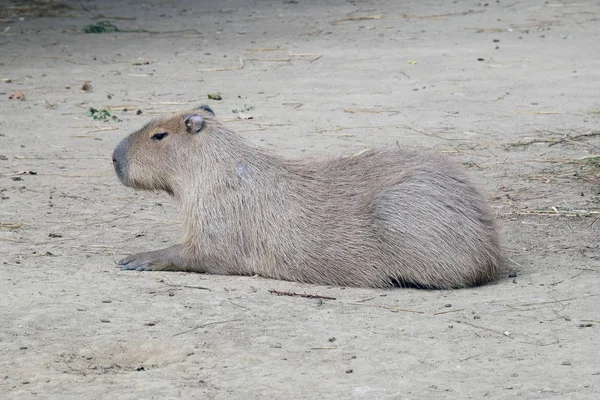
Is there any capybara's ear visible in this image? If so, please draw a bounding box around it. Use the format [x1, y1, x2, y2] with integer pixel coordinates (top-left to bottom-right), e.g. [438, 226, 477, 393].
[184, 114, 204, 134]
[195, 104, 215, 115]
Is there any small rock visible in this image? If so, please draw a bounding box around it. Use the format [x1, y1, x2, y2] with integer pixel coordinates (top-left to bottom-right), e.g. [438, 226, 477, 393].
[135, 366, 145, 371]
[561, 361, 571, 366]
[101, 300, 112, 303]
[445, 303, 452, 308]
[48, 233, 62, 238]
[508, 271, 517, 278]
[136, 109, 143, 115]
[19, 346, 27, 350]
[346, 369, 353, 374]
[328, 337, 337, 342]
[477, 58, 484, 61]
[100, 319, 110, 323]
[143, 322, 155, 326]
[9, 90, 25, 100]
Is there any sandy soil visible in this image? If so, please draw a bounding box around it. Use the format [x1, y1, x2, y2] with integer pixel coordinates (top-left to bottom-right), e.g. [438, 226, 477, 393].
[1, 0, 599, 399]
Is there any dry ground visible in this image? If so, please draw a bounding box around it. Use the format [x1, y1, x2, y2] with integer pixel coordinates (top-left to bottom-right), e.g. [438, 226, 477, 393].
[1, 0, 599, 399]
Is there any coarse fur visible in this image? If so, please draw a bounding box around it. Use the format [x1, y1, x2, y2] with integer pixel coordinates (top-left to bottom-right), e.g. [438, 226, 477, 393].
[112, 106, 504, 289]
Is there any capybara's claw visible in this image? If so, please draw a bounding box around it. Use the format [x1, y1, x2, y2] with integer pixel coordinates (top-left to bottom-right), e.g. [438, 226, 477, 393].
[118, 254, 152, 271]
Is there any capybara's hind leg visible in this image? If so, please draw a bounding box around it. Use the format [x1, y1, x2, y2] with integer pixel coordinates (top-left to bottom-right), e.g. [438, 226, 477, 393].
[118, 244, 199, 272]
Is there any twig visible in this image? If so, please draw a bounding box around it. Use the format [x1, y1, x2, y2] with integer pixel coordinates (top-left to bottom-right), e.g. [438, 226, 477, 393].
[512, 209, 600, 217]
[508, 293, 600, 308]
[62, 358, 87, 376]
[507, 258, 525, 268]
[268, 289, 336, 300]
[0, 223, 22, 229]
[0, 237, 23, 242]
[452, 320, 514, 339]
[433, 308, 464, 315]
[245, 58, 292, 62]
[330, 14, 383, 24]
[345, 302, 425, 314]
[398, 10, 484, 20]
[96, 14, 136, 20]
[548, 131, 600, 146]
[245, 47, 284, 52]
[172, 319, 241, 337]
[160, 279, 211, 291]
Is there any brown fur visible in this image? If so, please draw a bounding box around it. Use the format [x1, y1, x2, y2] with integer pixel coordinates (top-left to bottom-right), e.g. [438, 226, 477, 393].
[112, 107, 503, 289]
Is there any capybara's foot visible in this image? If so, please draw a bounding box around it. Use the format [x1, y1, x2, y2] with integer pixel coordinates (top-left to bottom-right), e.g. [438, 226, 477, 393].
[119, 251, 166, 271]
[118, 244, 197, 272]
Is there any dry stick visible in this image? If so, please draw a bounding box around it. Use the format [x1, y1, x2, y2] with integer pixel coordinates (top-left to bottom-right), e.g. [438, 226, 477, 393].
[96, 14, 136, 20]
[268, 289, 336, 300]
[581, 320, 600, 323]
[345, 302, 425, 314]
[452, 320, 514, 339]
[330, 14, 383, 24]
[245, 58, 292, 62]
[396, 10, 483, 20]
[508, 293, 600, 308]
[514, 209, 600, 217]
[548, 131, 600, 146]
[162, 282, 211, 291]
[172, 319, 241, 337]
[433, 308, 464, 315]
[400, 125, 464, 141]
[0, 237, 23, 242]
[0, 223, 22, 229]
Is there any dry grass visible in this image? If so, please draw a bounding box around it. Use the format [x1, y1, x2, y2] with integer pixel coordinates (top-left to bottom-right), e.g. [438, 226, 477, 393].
[0, 0, 73, 19]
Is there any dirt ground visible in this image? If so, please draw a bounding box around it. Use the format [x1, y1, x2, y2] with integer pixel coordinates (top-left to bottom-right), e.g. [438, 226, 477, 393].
[1, 0, 599, 399]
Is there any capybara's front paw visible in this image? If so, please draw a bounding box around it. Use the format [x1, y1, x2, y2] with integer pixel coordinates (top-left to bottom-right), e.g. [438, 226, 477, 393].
[118, 250, 169, 272]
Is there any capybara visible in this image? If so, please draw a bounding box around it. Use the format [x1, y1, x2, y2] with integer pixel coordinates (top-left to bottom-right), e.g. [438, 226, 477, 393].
[112, 105, 503, 289]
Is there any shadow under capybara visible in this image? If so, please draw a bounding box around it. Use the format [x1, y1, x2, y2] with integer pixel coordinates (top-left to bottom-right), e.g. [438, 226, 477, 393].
[112, 105, 503, 289]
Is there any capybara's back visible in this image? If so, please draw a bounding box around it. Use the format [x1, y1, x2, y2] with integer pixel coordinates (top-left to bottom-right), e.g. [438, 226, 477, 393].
[278, 148, 502, 289]
[114, 108, 503, 288]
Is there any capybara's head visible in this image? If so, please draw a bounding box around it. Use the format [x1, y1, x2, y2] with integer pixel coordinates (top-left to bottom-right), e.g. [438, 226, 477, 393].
[112, 105, 216, 195]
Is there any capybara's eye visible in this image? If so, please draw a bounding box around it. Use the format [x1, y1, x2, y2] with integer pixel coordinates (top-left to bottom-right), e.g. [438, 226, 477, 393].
[151, 132, 168, 141]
